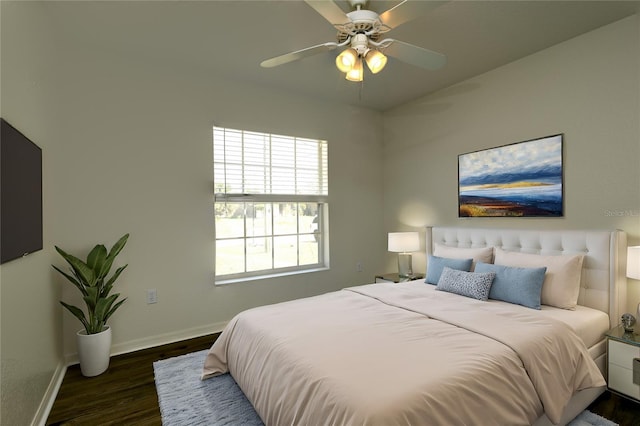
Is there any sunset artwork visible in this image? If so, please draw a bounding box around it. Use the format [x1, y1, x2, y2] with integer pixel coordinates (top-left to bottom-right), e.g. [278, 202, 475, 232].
[458, 135, 563, 217]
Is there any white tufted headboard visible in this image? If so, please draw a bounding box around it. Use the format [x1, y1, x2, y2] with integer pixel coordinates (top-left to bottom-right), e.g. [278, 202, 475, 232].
[426, 227, 627, 328]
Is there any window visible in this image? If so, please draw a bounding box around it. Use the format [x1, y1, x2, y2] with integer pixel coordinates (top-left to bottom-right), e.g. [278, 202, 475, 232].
[213, 127, 328, 282]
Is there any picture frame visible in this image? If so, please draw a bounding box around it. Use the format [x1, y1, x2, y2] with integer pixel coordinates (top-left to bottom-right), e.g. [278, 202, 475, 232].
[458, 134, 563, 217]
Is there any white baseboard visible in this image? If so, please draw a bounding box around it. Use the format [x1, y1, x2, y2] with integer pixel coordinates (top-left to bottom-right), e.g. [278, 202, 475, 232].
[31, 360, 67, 426]
[64, 321, 228, 365]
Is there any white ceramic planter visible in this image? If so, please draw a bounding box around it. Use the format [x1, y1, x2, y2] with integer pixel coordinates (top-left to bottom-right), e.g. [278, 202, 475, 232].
[76, 325, 112, 377]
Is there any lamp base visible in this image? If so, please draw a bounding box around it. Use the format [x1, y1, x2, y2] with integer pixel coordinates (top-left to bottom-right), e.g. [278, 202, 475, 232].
[397, 253, 413, 278]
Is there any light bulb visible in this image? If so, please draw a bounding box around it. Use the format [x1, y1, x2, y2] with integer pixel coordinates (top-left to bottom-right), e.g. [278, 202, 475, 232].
[365, 50, 387, 74]
[345, 58, 364, 82]
[336, 48, 357, 72]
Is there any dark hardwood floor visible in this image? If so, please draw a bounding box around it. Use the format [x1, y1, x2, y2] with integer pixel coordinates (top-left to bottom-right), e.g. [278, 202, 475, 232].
[589, 391, 640, 426]
[47, 334, 219, 425]
[48, 333, 640, 425]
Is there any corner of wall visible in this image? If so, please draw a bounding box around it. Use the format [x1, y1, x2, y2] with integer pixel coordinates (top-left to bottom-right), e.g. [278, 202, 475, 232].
[29, 361, 67, 426]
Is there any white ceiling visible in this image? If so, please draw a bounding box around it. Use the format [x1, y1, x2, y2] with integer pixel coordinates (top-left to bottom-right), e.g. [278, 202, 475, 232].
[43, 0, 640, 111]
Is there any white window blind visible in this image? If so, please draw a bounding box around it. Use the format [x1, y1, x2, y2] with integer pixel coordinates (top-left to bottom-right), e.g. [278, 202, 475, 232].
[214, 127, 328, 197]
[213, 126, 329, 282]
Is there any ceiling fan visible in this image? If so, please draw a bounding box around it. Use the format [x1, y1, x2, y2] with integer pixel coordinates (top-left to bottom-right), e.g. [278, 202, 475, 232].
[260, 0, 447, 82]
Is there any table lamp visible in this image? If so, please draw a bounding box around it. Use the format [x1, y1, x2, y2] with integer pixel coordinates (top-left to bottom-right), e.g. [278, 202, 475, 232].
[627, 246, 640, 320]
[388, 232, 420, 278]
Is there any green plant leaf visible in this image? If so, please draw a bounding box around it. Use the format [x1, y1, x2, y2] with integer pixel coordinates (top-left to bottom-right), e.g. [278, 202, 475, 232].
[87, 321, 102, 335]
[55, 246, 97, 286]
[83, 286, 99, 312]
[51, 265, 88, 297]
[97, 256, 115, 282]
[95, 295, 114, 321]
[60, 301, 89, 332]
[97, 234, 128, 279]
[107, 234, 129, 260]
[87, 244, 107, 274]
[102, 265, 128, 296]
[104, 298, 126, 323]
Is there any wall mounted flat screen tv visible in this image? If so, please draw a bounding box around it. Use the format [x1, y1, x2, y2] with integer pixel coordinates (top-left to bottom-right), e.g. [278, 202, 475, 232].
[1, 118, 43, 264]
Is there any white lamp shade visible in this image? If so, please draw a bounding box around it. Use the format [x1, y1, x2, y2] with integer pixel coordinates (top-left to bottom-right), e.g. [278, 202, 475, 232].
[345, 57, 364, 82]
[627, 246, 640, 280]
[388, 232, 420, 253]
[336, 48, 357, 72]
[365, 50, 387, 74]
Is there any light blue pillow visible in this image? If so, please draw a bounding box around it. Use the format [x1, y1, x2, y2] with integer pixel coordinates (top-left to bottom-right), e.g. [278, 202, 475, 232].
[436, 267, 496, 301]
[475, 262, 547, 310]
[425, 255, 473, 284]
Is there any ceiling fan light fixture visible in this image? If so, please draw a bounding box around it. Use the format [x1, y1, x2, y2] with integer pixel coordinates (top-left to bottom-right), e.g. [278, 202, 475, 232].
[261, 1, 448, 85]
[345, 57, 364, 81]
[365, 49, 387, 74]
[336, 48, 358, 72]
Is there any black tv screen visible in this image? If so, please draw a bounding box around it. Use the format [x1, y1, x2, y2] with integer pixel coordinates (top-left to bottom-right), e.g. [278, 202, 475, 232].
[1, 118, 43, 264]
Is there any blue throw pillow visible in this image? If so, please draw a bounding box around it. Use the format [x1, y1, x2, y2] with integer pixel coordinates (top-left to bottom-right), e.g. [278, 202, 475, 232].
[425, 255, 473, 284]
[475, 262, 547, 309]
[436, 267, 496, 301]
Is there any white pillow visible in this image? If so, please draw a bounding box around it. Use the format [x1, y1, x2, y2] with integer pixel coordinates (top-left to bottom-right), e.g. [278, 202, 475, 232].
[493, 248, 584, 310]
[434, 244, 494, 270]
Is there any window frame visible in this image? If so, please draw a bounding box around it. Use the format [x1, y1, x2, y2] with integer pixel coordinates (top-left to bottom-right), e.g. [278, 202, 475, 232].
[213, 127, 329, 284]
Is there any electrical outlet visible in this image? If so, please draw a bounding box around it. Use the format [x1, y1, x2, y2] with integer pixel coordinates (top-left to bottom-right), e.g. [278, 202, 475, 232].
[147, 289, 157, 304]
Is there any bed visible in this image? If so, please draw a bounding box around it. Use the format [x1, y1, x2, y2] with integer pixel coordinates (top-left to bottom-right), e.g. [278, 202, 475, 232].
[202, 226, 627, 425]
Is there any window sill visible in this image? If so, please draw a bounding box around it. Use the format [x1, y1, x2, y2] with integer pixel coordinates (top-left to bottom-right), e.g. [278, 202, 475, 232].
[215, 266, 330, 286]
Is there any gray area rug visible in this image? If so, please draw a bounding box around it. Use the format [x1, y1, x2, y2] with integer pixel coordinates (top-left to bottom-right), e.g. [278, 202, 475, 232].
[153, 349, 617, 426]
[154, 350, 263, 426]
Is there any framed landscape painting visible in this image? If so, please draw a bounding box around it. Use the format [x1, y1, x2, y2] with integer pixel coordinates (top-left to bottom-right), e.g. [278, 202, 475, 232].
[458, 134, 563, 217]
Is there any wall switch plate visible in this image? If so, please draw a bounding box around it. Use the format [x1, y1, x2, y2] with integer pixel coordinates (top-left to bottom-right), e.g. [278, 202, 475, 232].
[147, 289, 157, 304]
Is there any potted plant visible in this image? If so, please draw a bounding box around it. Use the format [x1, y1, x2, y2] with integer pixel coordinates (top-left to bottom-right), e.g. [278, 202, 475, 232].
[52, 233, 129, 377]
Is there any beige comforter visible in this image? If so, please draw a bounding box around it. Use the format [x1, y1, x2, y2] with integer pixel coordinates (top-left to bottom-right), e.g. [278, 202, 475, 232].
[202, 281, 605, 425]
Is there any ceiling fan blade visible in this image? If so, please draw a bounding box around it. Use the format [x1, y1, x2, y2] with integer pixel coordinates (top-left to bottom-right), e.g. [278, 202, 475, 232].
[382, 39, 446, 70]
[379, 1, 447, 29]
[260, 42, 339, 68]
[304, 0, 349, 26]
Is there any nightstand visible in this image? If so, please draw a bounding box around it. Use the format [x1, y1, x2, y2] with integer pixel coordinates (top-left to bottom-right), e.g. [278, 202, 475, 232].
[375, 273, 424, 283]
[606, 325, 640, 401]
